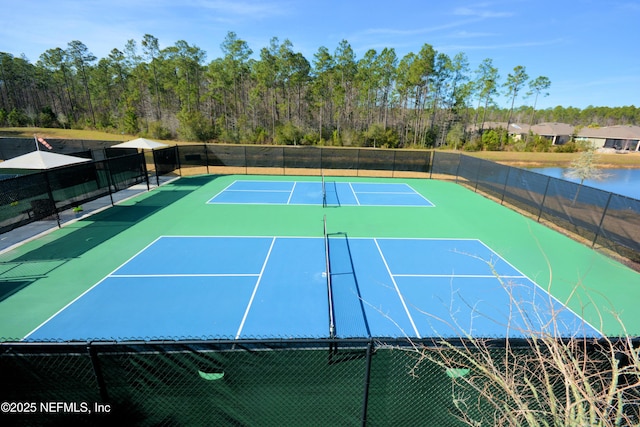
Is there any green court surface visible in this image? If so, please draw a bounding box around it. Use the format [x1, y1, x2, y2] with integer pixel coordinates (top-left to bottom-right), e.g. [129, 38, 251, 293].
[1, 174, 639, 340]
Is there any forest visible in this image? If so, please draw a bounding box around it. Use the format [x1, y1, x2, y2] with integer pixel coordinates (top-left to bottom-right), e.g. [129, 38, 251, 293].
[0, 31, 638, 149]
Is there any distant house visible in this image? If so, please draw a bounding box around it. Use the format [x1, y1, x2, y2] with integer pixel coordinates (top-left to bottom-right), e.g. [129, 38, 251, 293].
[472, 122, 574, 144]
[575, 125, 640, 151]
[529, 123, 574, 145]
[469, 122, 640, 151]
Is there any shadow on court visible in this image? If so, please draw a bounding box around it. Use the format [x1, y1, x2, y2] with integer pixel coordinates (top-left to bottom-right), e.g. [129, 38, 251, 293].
[164, 174, 219, 187]
[327, 231, 371, 338]
[0, 279, 36, 303]
[0, 186, 200, 292]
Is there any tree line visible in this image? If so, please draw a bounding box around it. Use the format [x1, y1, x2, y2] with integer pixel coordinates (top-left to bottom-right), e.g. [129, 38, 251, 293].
[0, 31, 638, 148]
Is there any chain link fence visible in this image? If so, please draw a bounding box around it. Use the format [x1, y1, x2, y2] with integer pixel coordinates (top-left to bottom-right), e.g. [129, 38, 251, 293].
[1, 338, 637, 426]
[432, 151, 640, 265]
[173, 144, 432, 178]
[0, 152, 148, 234]
[2, 140, 640, 424]
[1, 139, 638, 266]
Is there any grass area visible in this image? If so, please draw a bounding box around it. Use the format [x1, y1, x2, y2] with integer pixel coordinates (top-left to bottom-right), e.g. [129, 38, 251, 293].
[466, 150, 640, 168]
[2, 127, 639, 168]
[0, 127, 138, 142]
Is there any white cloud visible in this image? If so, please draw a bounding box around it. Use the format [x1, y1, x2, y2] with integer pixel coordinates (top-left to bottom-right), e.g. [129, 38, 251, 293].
[189, 0, 290, 17]
[453, 6, 513, 18]
[438, 38, 565, 52]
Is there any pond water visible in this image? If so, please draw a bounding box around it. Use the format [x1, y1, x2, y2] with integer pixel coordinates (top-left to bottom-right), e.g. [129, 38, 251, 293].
[529, 167, 640, 200]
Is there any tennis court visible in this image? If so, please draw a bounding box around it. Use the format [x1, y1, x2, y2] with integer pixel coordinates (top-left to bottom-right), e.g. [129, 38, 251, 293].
[208, 179, 434, 206]
[1, 174, 639, 342]
[25, 231, 599, 341]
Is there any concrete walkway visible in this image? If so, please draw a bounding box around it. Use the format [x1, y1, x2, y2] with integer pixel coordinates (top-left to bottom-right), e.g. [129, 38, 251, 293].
[0, 175, 178, 254]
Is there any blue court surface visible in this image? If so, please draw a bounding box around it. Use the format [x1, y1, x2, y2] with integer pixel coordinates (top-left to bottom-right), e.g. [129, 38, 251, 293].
[25, 236, 599, 341]
[207, 180, 434, 206]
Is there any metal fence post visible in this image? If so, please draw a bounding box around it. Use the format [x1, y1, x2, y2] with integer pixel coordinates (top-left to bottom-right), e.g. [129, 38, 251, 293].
[43, 170, 61, 228]
[500, 166, 512, 205]
[391, 150, 397, 178]
[454, 152, 462, 184]
[87, 343, 109, 402]
[244, 146, 248, 175]
[204, 143, 210, 174]
[593, 192, 613, 248]
[429, 151, 434, 179]
[360, 339, 374, 426]
[103, 159, 115, 206]
[175, 145, 182, 177]
[473, 158, 482, 192]
[142, 155, 150, 191]
[537, 176, 552, 222]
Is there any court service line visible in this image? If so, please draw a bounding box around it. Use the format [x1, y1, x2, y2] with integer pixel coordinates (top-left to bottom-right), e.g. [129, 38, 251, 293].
[355, 191, 414, 195]
[413, 190, 434, 205]
[225, 189, 291, 193]
[348, 183, 361, 205]
[225, 179, 295, 185]
[393, 274, 526, 279]
[235, 237, 277, 339]
[207, 180, 237, 202]
[287, 182, 297, 204]
[110, 273, 260, 278]
[401, 185, 434, 205]
[373, 238, 421, 338]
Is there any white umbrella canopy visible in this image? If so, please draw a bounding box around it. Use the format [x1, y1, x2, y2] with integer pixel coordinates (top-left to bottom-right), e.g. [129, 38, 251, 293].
[111, 138, 168, 150]
[0, 150, 91, 170]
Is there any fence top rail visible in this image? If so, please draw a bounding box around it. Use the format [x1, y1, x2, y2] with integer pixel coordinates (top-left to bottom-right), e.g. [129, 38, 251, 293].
[2, 336, 637, 352]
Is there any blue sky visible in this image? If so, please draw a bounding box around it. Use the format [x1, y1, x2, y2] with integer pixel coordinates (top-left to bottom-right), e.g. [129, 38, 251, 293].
[1, 0, 638, 110]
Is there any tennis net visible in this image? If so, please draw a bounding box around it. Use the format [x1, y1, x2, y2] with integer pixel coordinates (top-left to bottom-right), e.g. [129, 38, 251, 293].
[324, 214, 336, 338]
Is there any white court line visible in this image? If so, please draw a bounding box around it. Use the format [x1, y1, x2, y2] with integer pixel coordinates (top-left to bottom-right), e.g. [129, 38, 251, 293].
[22, 235, 167, 340]
[287, 182, 297, 204]
[356, 191, 415, 194]
[348, 182, 361, 205]
[235, 237, 277, 339]
[348, 183, 434, 206]
[368, 237, 481, 241]
[473, 240, 602, 336]
[225, 189, 291, 193]
[207, 180, 295, 203]
[207, 180, 236, 202]
[110, 273, 260, 278]
[411, 188, 434, 205]
[156, 234, 316, 239]
[359, 183, 436, 207]
[393, 274, 526, 279]
[373, 238, 421, 338]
